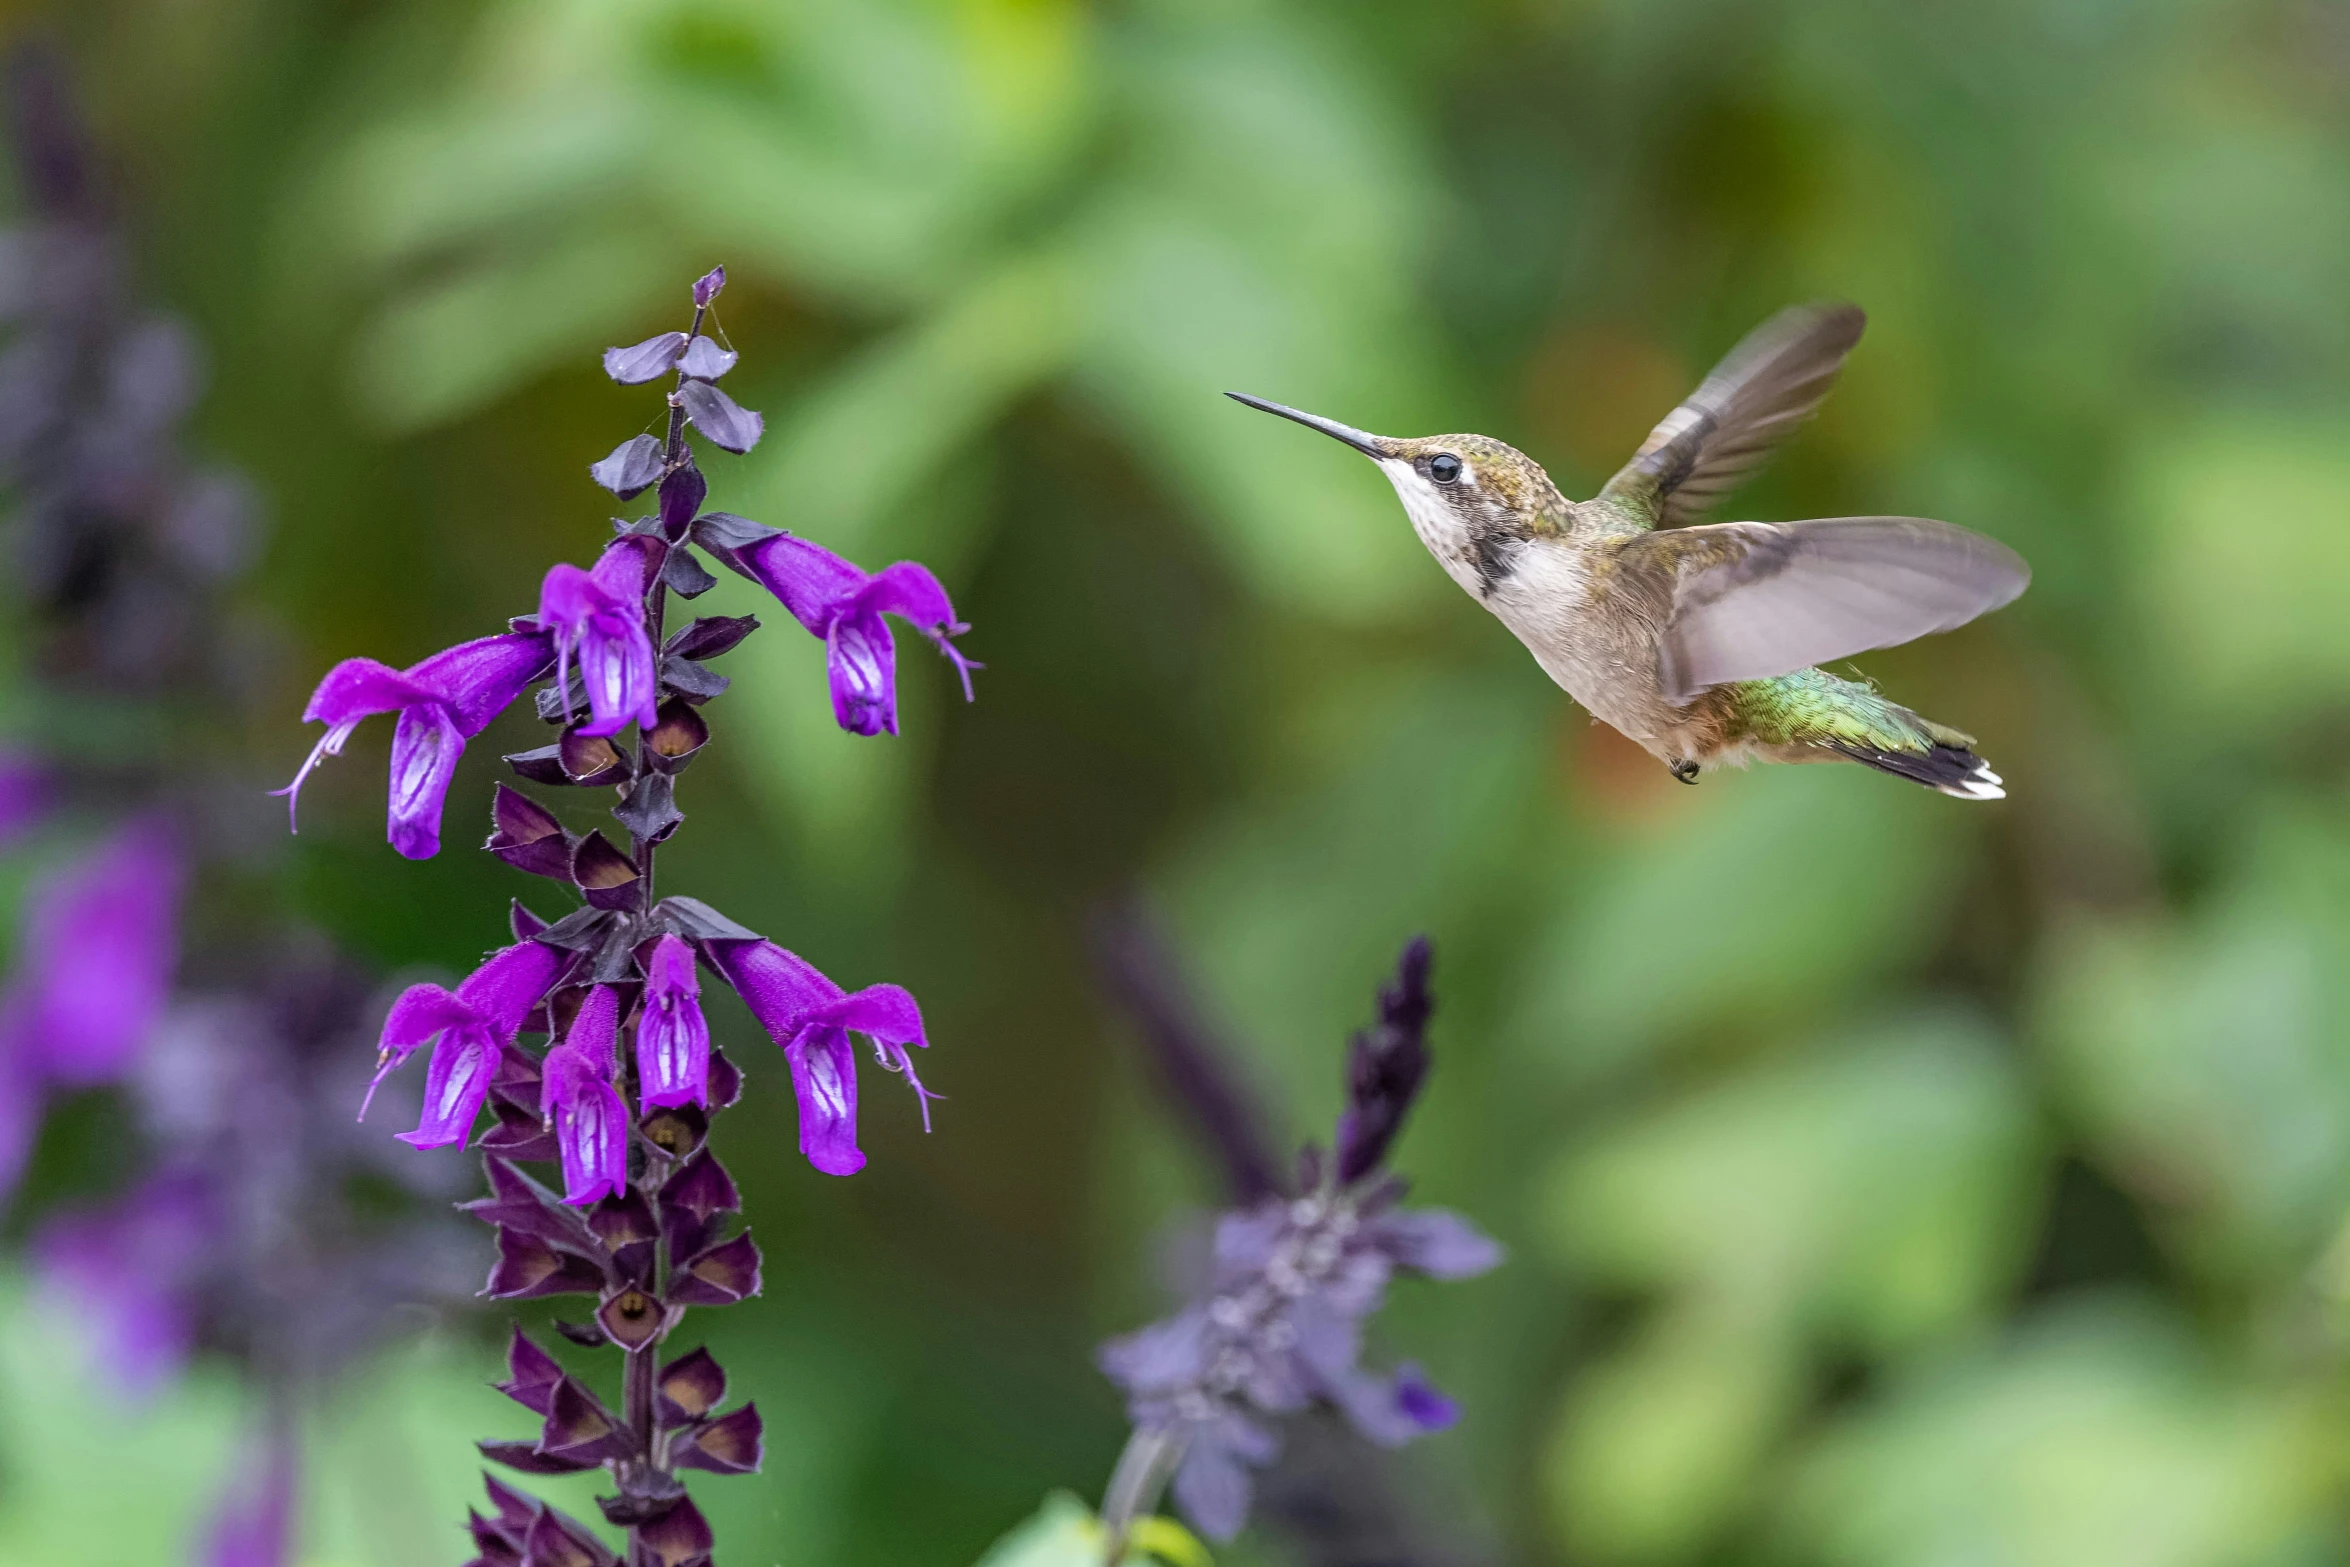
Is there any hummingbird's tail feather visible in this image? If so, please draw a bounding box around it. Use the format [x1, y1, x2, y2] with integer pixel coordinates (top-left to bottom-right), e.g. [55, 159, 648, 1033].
[1824, 740, 2005, 801]
[1724, 668, 2006, 800]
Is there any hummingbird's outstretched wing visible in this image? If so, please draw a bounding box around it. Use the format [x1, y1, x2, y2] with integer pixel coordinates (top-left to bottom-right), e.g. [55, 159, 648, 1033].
[1602, 304, 1866, 529]
[1633, 516, 2030, 703]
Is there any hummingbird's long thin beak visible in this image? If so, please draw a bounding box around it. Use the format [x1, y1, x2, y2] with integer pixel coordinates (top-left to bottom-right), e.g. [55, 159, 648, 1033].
[1224, 392, 1390, 459]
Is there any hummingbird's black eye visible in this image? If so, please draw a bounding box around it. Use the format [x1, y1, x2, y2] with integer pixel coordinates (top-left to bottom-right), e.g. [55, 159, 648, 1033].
[1428, 453, 1463, 484]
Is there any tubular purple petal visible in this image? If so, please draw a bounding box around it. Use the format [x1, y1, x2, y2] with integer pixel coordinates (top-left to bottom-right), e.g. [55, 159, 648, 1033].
[825, 609, 898, 736]
[15, 817, 182, 1086]
[738, 534, 864, 633]
[408, 632, 558, 736]
[537, 559, 657, 737]
[786, 1025, 862, 1176]
[387, 703, 464, 859]
[457, 940, 569, 1040]
[377, 983, 473, 1058]
[295, 657, 436, 727]
[399, 1026, 497, 1148]
[693, 264, 726, 307]
[542, 1041, 628, 1206]
[855, 559, 957, 631]
[637, 935, 709, 1110]
[705, 939, 842, 1046]
[560, 984, 622, 1081]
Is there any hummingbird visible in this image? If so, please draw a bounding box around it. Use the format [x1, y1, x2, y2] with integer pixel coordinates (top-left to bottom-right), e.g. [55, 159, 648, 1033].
[1229, 304, 2029, 799]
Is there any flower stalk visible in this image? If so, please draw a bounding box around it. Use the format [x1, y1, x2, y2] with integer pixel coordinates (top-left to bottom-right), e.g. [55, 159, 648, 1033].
[287, 265, 976, 1564]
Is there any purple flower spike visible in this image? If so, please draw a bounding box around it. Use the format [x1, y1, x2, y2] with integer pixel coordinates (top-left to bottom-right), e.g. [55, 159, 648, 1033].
[200, 1430, 299, 1567]
[693, 265, 726, 308]
[637, 935, 709, 1111]
[369, 939, 566, 1146]
[11, 815, 182, 1086]
[705, 939, 936, 1177]
[537, 539, 658, 737]
[277, 631, 554, 859]
[542, 985, 628, 1205]
[737, 536, 975, 737]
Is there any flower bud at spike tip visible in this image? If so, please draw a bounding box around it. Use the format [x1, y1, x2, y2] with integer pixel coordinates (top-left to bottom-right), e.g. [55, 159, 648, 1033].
[692, 265, 725, 308]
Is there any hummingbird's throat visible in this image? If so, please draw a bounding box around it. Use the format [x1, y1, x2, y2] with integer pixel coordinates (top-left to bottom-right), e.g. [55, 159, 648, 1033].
[1378, 458, 1486, 594]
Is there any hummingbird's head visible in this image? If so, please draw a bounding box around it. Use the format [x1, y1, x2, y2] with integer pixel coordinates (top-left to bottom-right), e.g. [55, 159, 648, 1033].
[1225, 394, 1569, 590]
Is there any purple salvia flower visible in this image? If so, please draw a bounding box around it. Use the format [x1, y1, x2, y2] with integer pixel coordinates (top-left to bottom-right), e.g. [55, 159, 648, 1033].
[735, 535, 975, 737]
[370, 938, 566, 1147]
[277, 631, 554, 859]
[636, 933, 710, 1110]
[10, 815, 183, 1086]
[31, 1166, 214, 1399]
[540, 984, 627, 1205]
[693, 264, 726, 308]
[200, 1430, 299, 1567]
[534, 538, 659, 738]
[705, 938, 934, 1176]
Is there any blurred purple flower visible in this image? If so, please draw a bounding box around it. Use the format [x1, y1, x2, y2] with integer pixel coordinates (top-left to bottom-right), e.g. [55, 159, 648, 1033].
[735, 535, 974, 737]
[276, 632, 554, 859]
[32, 1165, 213, 1399]
[534, 539, 658, 738]
[369, 939, 567, 1148]
[1100, 1192, 1498, 1540]
[0, 751, 50, 845]
[636, 934, 709, 1111]
[540, 984, 627, 1205]
[5, 815, 182, 1086]
[705, 938, 933, 1177]
[1096, 937, 1498, 1543]
[693, 265, 726, 308]
[200, 1429, 298, 1567]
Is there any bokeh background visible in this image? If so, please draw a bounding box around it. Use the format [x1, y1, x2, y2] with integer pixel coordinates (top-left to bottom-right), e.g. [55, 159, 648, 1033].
[7, 0, 2350, 1563]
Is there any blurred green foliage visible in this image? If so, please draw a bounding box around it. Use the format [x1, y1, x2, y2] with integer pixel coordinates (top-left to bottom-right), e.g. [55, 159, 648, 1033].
[9, 0, 2350, 1562]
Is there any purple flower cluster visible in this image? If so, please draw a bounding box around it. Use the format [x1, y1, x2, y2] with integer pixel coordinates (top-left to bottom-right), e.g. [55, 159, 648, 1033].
[275, 267, 974, 1560]
[280, 271, 971, 866]
[1097, 939, 1501, 1543]
[0, 50, 475, 1567]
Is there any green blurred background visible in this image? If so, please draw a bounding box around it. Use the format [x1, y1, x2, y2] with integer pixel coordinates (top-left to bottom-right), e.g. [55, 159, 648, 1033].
[8, 0, 2350, 1562]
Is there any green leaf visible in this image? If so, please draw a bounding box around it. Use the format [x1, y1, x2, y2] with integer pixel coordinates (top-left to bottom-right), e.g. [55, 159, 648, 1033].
[1783, 1299, 2315, 1567]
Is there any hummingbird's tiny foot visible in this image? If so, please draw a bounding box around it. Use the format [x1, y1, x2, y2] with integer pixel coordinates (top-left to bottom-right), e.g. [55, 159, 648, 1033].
[1670, 758, 1700, 785]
